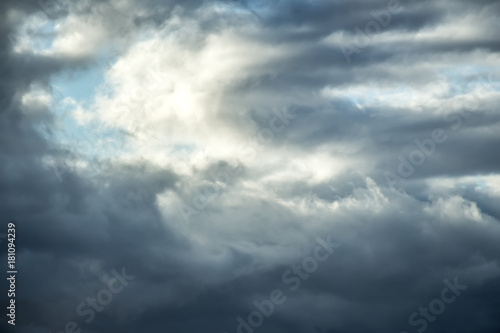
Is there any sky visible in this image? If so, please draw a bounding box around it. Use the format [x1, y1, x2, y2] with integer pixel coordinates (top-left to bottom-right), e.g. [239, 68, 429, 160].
[1, 0, 500, 333]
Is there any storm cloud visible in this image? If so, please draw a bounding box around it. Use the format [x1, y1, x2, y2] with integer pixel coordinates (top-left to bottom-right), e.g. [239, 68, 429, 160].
[1, 0, 499, 333]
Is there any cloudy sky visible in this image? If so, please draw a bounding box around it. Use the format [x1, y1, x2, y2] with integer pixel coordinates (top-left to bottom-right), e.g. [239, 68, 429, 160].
[1, 0, 500, 332]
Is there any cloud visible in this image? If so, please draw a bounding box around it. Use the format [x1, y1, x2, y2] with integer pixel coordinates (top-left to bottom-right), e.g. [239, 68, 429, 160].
[1, 1, 500, 333]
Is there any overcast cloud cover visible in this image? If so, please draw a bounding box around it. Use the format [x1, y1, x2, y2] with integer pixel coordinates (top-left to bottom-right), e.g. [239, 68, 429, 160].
[1, 0, 500, 332]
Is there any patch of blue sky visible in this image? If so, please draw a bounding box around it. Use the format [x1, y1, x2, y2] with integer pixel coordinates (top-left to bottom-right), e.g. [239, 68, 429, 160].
[171, 143, 198, 154]
[21, 17, 56, 52]
[50, 51, 126, 160]
[474, 179, 488, 190]
[437, 65, 499, 96]
[11, 13, 49, 49]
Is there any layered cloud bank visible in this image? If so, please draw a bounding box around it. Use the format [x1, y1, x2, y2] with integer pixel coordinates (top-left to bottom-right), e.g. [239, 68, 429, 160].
[1, 0, 500, 332]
